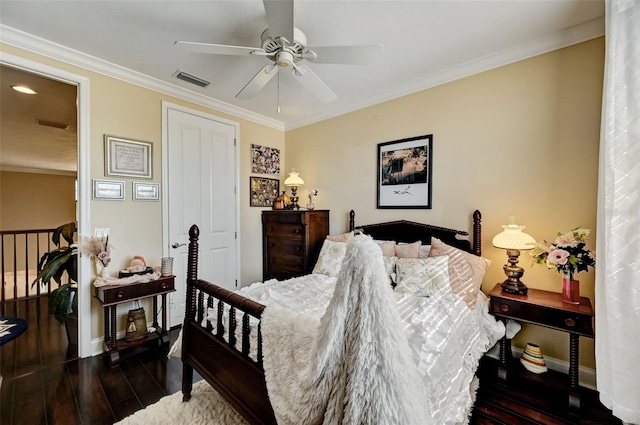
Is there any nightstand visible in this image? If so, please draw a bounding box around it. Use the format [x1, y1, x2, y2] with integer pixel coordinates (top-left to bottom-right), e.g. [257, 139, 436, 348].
[488, 283, 594, 411]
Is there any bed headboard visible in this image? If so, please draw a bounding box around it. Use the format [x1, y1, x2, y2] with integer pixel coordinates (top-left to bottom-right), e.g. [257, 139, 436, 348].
[348, 210, 482, 256]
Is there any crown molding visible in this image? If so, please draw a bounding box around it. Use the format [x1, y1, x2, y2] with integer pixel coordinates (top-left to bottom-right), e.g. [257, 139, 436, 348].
[284, 17, 605, 130]
[0, 25, 285, 132]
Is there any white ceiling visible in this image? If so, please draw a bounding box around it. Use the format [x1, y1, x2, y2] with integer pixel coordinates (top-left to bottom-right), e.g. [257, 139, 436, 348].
[0, 0, 605, 132]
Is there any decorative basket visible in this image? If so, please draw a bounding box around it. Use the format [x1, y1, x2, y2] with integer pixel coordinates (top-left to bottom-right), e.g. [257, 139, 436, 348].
[124, 307, 148, 342]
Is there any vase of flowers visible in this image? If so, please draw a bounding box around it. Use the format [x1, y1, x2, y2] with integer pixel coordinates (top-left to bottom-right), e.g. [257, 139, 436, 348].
[532, 228, 595, 304]
[78, 235, 113, 278]
[306, 189, 318, 210]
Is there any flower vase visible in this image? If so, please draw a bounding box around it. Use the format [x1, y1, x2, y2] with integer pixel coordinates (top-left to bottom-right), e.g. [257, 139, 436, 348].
[562, 274, 580, 304]
[96, 261, 110, 278]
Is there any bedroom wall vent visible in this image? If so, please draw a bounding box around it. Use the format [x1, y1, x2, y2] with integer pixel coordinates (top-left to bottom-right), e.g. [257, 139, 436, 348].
[173, 69, 210, 88]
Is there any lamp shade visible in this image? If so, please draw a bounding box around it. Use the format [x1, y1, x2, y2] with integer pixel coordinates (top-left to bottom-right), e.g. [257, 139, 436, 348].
[284, 170, 304, 187]
[492, 219, 536, 250]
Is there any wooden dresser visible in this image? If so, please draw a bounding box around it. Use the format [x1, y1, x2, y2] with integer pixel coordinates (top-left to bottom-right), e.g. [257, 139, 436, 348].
[262, 210, 329, 280]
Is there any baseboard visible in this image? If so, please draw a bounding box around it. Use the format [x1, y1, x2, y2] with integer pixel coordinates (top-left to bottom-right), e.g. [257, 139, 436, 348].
[485, 345, 597, 390]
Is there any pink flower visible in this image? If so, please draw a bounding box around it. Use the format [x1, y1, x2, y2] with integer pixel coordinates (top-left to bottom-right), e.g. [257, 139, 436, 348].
[554, 232, 578, 248]
[548, 249, 570, 265]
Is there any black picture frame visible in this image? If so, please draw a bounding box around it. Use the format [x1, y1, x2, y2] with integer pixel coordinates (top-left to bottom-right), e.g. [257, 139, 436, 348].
[250, 177, 280, 207]
[377, 134, 433, 209]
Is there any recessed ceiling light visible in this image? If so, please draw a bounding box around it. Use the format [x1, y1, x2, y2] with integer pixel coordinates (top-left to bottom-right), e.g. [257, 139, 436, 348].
[11, 85, 38, 95]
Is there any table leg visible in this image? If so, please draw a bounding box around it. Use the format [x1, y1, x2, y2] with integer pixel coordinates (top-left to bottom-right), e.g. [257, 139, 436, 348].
[110, 304, 117, 351]
[497, 319, 510, 382]
[152, 295, 158, 329]
[161, 293, 169, 344]
[103, 306, 110, 347]
[569, 333, 581, 410]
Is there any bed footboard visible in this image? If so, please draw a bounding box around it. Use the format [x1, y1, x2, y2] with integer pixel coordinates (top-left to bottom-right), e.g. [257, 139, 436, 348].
[182, 225, 276, 425]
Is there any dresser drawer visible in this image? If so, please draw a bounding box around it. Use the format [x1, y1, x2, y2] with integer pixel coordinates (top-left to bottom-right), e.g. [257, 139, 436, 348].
[265, 254, 304, 275]
[265, 236, 305, 256]
[264, 222, 305, 239]
[490, 297, 593, 336]
[96, 277, 175, 306]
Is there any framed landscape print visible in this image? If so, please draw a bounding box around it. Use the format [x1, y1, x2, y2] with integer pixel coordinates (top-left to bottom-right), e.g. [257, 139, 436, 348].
[250, 177, 280, 207]
[377, 134, 433, 209]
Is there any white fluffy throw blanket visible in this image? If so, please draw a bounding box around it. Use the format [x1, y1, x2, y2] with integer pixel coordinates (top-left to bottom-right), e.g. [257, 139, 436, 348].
[262, 235, 430, 425]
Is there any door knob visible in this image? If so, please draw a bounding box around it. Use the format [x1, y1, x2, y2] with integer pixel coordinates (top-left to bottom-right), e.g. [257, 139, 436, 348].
[171, 242, 186, 249]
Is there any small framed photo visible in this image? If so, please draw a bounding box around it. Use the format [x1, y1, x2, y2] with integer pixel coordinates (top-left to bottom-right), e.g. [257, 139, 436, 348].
[105, 135, 152, 179]
[93, 179, 125, 200]
[133, 182, 160, 201]
[250, 177, 280, 207]
[377, 134, 433, 209]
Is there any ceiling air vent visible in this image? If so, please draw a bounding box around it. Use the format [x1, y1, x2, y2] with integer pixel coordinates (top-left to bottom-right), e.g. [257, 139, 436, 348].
[173, 70, 210, 88]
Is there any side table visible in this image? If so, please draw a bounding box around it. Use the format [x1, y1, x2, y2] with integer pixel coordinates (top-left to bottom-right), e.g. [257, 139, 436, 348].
[95, 275, 175, 365]
[488, 283, 594, 411]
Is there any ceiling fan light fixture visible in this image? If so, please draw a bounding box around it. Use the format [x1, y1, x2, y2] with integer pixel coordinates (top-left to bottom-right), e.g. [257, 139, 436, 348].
[276, 51, 294, 68]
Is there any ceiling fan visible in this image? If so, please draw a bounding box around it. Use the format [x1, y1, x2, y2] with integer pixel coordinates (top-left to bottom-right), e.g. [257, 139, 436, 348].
[174, 0, 383, 105]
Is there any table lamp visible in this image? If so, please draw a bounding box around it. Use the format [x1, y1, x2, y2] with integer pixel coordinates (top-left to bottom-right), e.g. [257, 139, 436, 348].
[492, 217, 536, 295]
[284, 170, 304, 210]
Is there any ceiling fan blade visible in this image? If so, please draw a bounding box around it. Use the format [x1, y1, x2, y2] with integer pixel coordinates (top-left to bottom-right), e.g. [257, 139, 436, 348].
[175, 41, 264, 56]
[305, 44, 384, 65]
[263, 0, 294, 44]
[236, 65, 278, 99]
[291, 64, 337, 104]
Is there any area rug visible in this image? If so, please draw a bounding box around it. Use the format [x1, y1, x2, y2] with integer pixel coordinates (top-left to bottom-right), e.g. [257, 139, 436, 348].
[115, 380, 248, 425]
[115, 377, 478, 425]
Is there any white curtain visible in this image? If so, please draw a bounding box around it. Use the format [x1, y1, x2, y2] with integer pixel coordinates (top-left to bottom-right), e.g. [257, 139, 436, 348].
[596, 1, 640, 424]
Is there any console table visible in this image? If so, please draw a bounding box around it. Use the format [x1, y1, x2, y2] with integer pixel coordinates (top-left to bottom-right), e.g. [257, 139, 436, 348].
[488, 283, 595, 411]
[95, 275, 175, 365]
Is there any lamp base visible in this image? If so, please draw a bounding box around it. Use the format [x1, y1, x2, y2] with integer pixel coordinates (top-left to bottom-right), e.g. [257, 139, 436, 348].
[501, 279, 528, 295]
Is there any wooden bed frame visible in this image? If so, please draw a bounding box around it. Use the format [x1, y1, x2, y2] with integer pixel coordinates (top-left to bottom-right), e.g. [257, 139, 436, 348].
[181, 209, 482, 425]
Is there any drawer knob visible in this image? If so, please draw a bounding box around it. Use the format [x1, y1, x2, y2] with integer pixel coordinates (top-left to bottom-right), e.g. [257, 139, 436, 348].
[161, 283, 169, 289]
[269, 226, 274, 231]
[117, 291, 124, 299]
[565, 318, 576, 327]
[295, 228, 301, 234]
[500, 304, 510, 313]
[296, 246, 301, 252]
[270, 242, 275, 247]
[270, 259, 275, 263]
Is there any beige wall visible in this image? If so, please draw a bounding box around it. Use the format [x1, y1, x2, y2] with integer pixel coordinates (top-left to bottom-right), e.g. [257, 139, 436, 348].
[0, 171, 76, 230]
[1, 43, 284, 343]
[286, 38, 604, 368]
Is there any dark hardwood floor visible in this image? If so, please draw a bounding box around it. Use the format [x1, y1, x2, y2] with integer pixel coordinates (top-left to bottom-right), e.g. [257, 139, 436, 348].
[1, 296, 623, 425]
[1, 297, 202, 425]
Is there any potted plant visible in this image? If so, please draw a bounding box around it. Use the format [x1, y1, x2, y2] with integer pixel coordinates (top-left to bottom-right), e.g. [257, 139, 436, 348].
[32, 222, 79, 343]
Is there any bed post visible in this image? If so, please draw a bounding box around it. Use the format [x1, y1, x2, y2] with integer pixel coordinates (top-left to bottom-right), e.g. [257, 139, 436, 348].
[182, 224, 200, 402]
[473, 210, 482, 256]
[349, 210, 355, 232]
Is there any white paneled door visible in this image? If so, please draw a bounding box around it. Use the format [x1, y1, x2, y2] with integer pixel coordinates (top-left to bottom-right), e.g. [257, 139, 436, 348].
[166, 107, 238, 327]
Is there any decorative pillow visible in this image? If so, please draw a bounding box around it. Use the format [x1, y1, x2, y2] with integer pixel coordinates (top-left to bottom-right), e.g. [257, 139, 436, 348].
[428, 237, 491, 309]
[383, 256, 398, 285]
[376, 240, 396, 257]
[312, 239, 347, 277]
[326, 231, 354, 242]
[419, 245, 431, 259]
[394, 256, 451, 297]
[395, 241, 421, 258]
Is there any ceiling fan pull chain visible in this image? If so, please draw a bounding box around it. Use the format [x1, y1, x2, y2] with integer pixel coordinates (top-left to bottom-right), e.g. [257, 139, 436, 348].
[277, 68, 281, 114]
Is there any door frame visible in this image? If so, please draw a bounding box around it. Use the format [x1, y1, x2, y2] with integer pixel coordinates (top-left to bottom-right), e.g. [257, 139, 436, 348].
[161, 101, 241, 294]
[1, 52, 92, 358]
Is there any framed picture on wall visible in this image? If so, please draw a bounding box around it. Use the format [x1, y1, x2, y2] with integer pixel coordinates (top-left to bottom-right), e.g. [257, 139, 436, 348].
[377, 134, 433, 209]
[250, 177, 280, 207]
[251, 144, 280, 175]
[93, 179, 125, 200]
[104, 135, 152, 179]
[133, 182, 160, 201]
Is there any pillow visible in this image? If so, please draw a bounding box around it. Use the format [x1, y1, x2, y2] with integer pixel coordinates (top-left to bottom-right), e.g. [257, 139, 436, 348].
[375, 240, 396, 257]
[312, 239, 347, 277]
[394, 256, 451, 297]
[395, 241, 421, 258]
[383, 256, 398, 285]
[428, 237, 490, 309]
[419, 245, 431, 259]
[326, 231, 354, 242]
